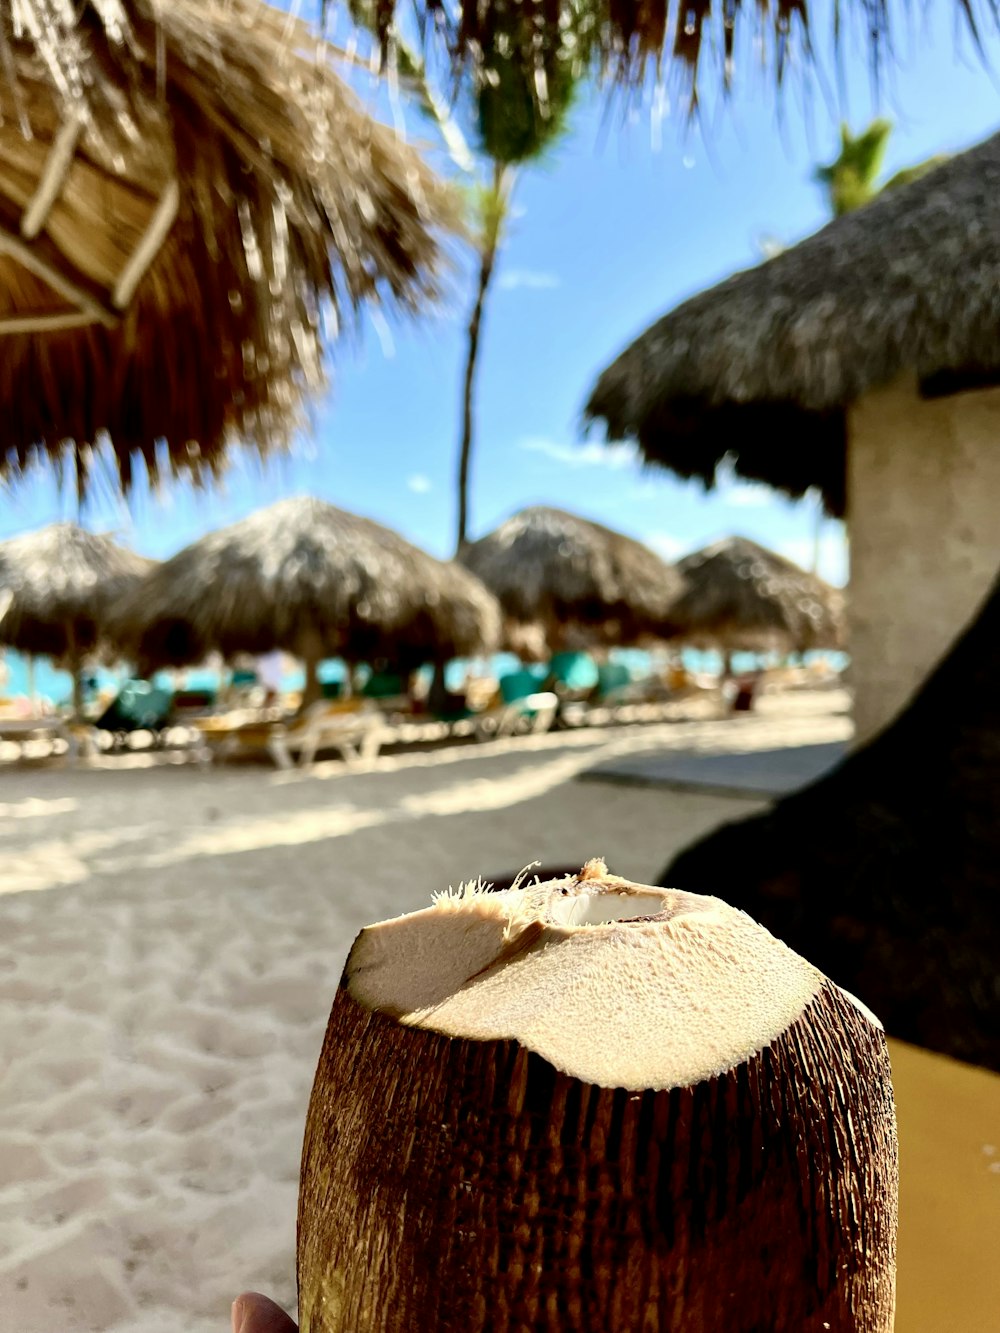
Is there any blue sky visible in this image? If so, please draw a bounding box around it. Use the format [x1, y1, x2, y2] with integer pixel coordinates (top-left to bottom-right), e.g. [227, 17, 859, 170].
[3, 7, 1000, 587]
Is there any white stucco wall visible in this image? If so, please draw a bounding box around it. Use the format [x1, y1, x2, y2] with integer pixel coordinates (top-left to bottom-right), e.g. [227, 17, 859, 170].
[847, 375, 1000, 744]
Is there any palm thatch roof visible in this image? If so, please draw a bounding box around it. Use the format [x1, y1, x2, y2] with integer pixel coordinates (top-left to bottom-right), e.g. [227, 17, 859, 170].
[459, 506, 682, 647]
[585, 129, 1000, 518]
[0, 1, 458, 492]
[0, 522, 151, 659]
[370, 1, 995, 103]
[108, 497, 501, 672]
[669, 537, 844, 653]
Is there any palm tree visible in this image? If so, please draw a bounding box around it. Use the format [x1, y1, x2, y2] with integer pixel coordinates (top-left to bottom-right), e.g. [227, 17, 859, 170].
[814, 120, 894, 216]
[456, 167, 516, 550]
[815, 120, 949, 218]
[454, 12, 587, 549]
[347, 3, 587, 552]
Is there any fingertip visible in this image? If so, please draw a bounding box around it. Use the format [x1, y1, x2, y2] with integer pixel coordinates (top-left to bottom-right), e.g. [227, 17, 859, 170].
[231, 1291, 297, 1333]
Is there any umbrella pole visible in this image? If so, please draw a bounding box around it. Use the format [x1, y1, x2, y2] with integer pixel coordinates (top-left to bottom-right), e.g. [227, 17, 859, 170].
[67, 624, 83, 721]
[299, 629, 324, 711]
[27, 655, 38, 710]
[428, 659, 448, 715]
[302, 656, 322, 710]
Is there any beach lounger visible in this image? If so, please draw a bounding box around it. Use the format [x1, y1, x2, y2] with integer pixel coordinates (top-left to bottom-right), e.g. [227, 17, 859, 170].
[473, 671, 559, 740]
[95, 681, 174, 749]
[192, 709, 272, 765]
[592, 660, 634, 705]
[538, 651, 601, 728]
[544, 650, 600, 697]
[360, 671, 411, 712]
[0, 713, 93, 762]
[170, 687, 220, 721]
[195, 700, 385, 768]
[269, 699, 387, 767]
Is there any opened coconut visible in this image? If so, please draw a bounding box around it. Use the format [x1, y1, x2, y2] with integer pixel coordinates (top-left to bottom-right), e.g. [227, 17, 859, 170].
[298, 861, 897, 1331]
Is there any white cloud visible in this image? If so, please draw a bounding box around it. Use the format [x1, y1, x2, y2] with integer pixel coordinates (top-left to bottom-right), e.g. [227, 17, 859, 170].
[711, 460, 777, 509]
[407, 474, 432, 494]
[778, 531, 849, 587]
[644, 532, 685, 561]
[518, 437, 637, 470]
[497, 269, 560, 292]
[721, 482, 774, 508]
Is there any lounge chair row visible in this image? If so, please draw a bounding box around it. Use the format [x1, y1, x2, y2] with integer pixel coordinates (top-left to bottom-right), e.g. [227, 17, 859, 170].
[0, 659, 730, 768]
[0, 713, 94, 761]
[192, 686, 562, 768]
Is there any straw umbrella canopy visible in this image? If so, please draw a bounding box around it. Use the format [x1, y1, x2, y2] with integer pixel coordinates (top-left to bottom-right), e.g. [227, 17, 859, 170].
[0, 1, 458, 492]
[459, 506, 683, 649]
[0, 522, 151, 714]
[367, 2, 995, 108]
[584, 131, 1000, 517]
[669, 537, 844, 662]
[109, 497, 501, 705]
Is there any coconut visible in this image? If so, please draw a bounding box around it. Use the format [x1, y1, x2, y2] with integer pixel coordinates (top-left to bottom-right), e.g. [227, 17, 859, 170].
[298, 860, 897, 1331]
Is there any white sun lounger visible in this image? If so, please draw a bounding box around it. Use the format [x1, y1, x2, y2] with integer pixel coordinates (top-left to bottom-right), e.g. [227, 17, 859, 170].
[267, 700, 387, 769]
[472, 690, 559, 741]
[0, 715, 91, 761]
[194, 701, 387, 769]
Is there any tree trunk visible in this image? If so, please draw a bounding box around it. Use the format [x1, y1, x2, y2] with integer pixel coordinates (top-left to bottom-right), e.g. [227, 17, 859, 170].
[456, 163, 512, 552]
[665, 570, 1000, 1071]
[298, 863, 897, 1332]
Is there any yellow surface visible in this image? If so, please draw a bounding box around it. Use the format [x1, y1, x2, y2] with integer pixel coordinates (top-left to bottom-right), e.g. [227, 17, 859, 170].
[889, 1039, 1000, 1332]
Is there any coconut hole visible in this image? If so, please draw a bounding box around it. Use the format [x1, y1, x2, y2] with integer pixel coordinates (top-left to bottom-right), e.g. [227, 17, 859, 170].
[549, 892, 666, 927]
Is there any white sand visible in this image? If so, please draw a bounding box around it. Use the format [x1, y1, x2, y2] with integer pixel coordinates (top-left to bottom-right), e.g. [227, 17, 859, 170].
[1, 691, 995, 1333]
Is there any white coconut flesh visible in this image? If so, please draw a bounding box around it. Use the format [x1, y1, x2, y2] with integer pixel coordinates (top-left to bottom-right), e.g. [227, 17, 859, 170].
[345, 860, 874, 1093]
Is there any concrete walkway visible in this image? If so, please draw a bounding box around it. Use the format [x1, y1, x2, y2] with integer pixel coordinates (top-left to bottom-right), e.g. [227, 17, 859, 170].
[582, 738, 848, 798]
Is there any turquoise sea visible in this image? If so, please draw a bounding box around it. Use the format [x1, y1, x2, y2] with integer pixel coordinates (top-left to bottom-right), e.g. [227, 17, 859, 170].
[0, 647, 846, 707]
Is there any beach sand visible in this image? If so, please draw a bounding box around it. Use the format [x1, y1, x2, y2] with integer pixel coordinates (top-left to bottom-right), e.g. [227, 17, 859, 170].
[1, 690, 997, 1332]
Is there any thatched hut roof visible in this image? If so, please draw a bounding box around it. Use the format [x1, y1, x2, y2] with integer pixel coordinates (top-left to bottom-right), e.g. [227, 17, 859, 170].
[0, 0, 457, 491]
[459, 506, 682, 646]
[668, 537, 843, 653]
[0, 522, 151, 659]
[371, 2, 994, 103]
[585, 130, 1000, 518]
[109, 497, 501, 669]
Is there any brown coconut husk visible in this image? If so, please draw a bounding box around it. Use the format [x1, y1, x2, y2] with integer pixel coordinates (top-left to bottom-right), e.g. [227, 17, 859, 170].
[298, 861, 897, 1331]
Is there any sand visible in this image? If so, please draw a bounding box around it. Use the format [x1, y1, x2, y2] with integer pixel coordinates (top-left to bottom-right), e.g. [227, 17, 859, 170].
[1, 690, 997, 1333]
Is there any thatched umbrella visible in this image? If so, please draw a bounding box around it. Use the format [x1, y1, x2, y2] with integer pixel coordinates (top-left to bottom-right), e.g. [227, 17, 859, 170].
[109, 497, 501, 706]
[459, 506, 683, 649]
[583, 132, 1000, 517]
[365, 1, 993, 109]
[0, 522, 151, 715]
[669, 537, 844, 662]
[0, 0, 457, 491]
